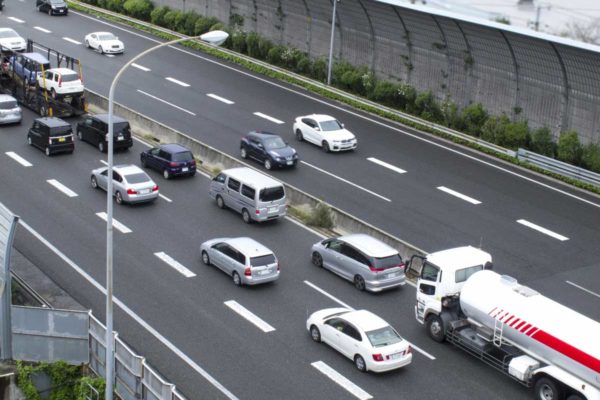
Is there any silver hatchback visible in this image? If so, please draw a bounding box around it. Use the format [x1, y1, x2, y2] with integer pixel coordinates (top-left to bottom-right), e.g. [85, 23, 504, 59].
[311, 234, 406, 292]
[200, 237, 280, 286]
[0, 95, 22, 125]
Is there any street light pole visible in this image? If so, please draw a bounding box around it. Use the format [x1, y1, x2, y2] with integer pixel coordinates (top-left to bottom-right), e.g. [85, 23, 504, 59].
[327, 0, 339, 85]
[104, 30, 228, 400]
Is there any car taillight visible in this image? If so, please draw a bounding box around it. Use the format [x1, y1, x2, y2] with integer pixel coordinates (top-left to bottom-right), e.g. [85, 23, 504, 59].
[127, 188, 137, 195]
[369, 266, 385, 272]
[406, 346, 412, 355]
[372, 354, 384, 362]
[277, 262, 280, 271]
[152, 185, 159, 192]
[191, 160, 196, 165]
[398, 262, 405, 270]
[255, 209, 260, 215]
[169, 162, 177, 167]
[244, 267, 251, 276]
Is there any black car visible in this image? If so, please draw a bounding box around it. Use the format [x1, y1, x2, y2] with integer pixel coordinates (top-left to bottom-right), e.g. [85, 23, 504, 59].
[27, 117, 74, 156]
[140, 143, 197, 179]
[240, 131, 298, 170]
[76, 114, 133, 153]
[36, 0, 68, 15]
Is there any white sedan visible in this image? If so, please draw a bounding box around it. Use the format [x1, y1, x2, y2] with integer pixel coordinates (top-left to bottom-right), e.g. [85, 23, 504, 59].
[307, 308, 412, 372]
[293, 114, 357, 152]
[0, 28, 26, 52]
[84, 32, 124, 54]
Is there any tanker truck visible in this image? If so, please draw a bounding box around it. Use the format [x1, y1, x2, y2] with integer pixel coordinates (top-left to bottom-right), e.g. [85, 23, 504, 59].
[406, 246, 600, 400]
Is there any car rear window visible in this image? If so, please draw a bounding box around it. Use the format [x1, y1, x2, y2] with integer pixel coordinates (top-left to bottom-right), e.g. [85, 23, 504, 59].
[113, 122, 130, 134]
[61, 74, 79, 82]
[172, 151, 193, 161]
[49, 126, 72, 136]
[371, 254, 403, 270]
[250, 254, 276, 267]
[259, 186, 284, 202]
[124, 173, 149, 184]
[366, 326, 403, 348]
[0, 100, 18, 110]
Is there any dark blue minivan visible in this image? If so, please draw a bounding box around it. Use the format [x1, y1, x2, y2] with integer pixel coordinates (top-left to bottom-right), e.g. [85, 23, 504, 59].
[140, 143, 196, 179]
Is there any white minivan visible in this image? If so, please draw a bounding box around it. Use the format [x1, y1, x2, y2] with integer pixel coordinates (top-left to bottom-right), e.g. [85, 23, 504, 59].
[209, 167, 286, 223]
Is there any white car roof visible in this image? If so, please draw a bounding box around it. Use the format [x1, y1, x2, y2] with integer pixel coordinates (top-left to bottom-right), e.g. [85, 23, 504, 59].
[342, 310, 389, 331]
[0, 28, 19, 35]
[0, 94, 18, 102]
[225, 237, 273, 257]
[47, 68, 78, 75]
[338, 234, 398, 258]
[91, 31, 113, 36]
[303, 114, 338, 123]
[426, 246, 492, 273]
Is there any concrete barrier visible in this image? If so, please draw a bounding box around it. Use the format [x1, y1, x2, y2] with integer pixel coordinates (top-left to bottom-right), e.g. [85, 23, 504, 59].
[85, 89, 427, 262]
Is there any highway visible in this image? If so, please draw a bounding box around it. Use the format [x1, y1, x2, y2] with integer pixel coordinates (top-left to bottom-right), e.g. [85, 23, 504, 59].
[1, 5, 599, 400]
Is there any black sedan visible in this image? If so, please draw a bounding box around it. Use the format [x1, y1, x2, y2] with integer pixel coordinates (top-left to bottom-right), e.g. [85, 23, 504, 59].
[240, 131, 298, 170]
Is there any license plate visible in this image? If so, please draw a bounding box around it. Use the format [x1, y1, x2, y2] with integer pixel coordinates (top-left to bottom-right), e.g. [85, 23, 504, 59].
[390, 352, 403, 360]
[182, 167, 189, 172]
[258, 269, 270, 276]
[139, 189, 150, 194]
[286, 161, 293, 165]
[268, 207, 278, 213]
[58, 137, 65, 142]
[387, 272, 398, 278]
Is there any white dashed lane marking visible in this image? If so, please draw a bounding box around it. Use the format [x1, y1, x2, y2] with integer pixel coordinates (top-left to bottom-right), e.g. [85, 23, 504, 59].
[367, 157, 406, 174]
[159, 193, 172, 203]
[8, 17, 25, 23]
[207, 93, 234, 105]
[166, 77, 190, 87]
[517, 219, 569, 241]
[311, 361, 372, 400]
[5, 152, 32, 167]
[437, 186, 481, 205]
[253, 112, 284, 124]
[34, 26, 52, 33]
[224, 300, 275, 333]
[63, 37, 82, 45]
[131, 63, 151, 72]
[47, 179, 78, 197]
[137, 90, 196, 116]
[565, 281, 600, 299]
[96, 212, 132, 234]
[154, 252, 196, 278]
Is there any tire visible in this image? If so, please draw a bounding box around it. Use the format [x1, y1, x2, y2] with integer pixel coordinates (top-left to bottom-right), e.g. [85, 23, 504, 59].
[90, 176, 98, 189]
[85, 39, 90, 48]
[141, 157, 147, 168]
[242, 208, 251, 224]
[354, 355, 367, 372]
[322, 141, 330, 153]
[99, 45, 104, 54]
[295, 129, 303, 141]
[353, 275, 366, 291]
[240, 147, 247, 159]
[311, 252, 323, 267]
[566, 395, 584, 400]
[98, 141, 105, 152]
[264, 158, 272, 170]
[45, 147, 51, 157]
[39, 105, 48, 117]
[51, 88, 57, 99]
[426, 315, 445, 343]
[77, 130, 83, 140]
[534, 377, 564, 400]
[232, 271, 241, 286]
[216, 195, 225, 209]
[163, 169, 170, 180]
[115, 191, 123, 205]
[48, 8, 52, 15]
[27, 136, 32, 146]
[201, 251, 210, 265]
[310, 325, 321, 343]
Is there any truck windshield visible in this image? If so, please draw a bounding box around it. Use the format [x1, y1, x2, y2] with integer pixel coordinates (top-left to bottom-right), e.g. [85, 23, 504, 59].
[366, 326, 403, 348]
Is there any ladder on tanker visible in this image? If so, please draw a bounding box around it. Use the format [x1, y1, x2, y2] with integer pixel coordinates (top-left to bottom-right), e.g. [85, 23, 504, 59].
[493, 318, 504, 347]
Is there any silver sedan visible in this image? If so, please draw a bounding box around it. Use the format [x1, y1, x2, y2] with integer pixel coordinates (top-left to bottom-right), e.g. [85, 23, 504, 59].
[90, 164, 159, 204]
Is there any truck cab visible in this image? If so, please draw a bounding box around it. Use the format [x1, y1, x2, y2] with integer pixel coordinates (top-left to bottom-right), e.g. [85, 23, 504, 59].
[406, 246, 492, 341]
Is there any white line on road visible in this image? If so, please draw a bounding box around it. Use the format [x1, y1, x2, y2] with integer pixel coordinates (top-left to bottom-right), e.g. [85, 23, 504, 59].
[34, 26, 52, 33]
[47, 179, 78, 197]
[285, 217, 327, 239]
[224, 300, 275, 333]
[18, 220, 239, 400]
[207, 93, 234, 105]
[63, 37, 82, 45]
[166, 77, 190, 87]
[96, 212, 132, 234]
[154, 252, 196, 278]
[253, 112, 284, 124]
[300, 161, 391, 202]
[131, 63, 151, 72]
[516, 219, 569, 241]
[137, 90, 196, 116]
[159, 193, 172, 203]
[367, 157, 406, 174]
[5, 152, 32, 167]
[566, 281, 600, 299]
[100, 160, 108, 166]
[437, 186, 481, 205]
[311, 361, 372, 400]
[8, 17, 25, 23]
[105, 54, 115, 58]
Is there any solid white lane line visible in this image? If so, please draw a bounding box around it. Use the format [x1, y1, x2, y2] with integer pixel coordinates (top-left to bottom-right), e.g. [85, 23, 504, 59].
[367, 157, 406, 174]
[437, 186, 481, 205]
[253, 112, 284, 124]
[34, 26, 52, 33]
[131, 63, 151, 72]
[47, 179, 78, 197]
[137, 90, 196, 116]
[5, 152, 32, 167]
[154, 252, 196, 278]
[566, 281, 600, 299]
[8, 17, 25, 23]
[285, 217, 327, 239]
[63, 37, 82, 45]
[311, 361, 372, 400]
[95, 212, 132, 234]
[18, 220, 239, 400]
[159, 193, 172, 203]
[207, 93, 234, 105]
[224, 300, 275, 333]
[517, 219, 569, 241]
[300, 161, 391, 202]
[166, 77, 190, 87]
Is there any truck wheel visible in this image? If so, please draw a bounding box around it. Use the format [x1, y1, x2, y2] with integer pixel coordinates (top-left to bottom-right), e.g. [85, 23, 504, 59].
[242, 209, 251, 224]
[566, 395, 584, 400]
[426, 315, 445, 343]
[534, 378, 564, 400]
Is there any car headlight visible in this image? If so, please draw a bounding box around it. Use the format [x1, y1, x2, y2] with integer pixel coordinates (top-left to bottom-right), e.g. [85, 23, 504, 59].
[51, 5, 56, 8]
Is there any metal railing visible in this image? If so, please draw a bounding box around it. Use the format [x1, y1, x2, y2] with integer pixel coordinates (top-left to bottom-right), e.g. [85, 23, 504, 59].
[517, 148, 600, 188]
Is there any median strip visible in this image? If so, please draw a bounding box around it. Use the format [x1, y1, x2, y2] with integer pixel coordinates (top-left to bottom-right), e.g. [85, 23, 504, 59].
[224, 300, 275, 333]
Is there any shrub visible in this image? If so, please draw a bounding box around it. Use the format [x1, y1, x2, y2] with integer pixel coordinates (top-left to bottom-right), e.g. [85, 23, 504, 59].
[162, 10, 186, 32]
[331, 61, 355, 87]
[414, 91, 443, 123]
[557, 130, 582, 165]
[397, 84, 417, 112]
[123, 0, 153, 21]
[481, 115, 510, 143]
[194, 16, 220, 35]
[294, 53, 312, 74]
[581, 143, 600, 173]
[530, 126, 556, 157]
[308, 203, 334, 229]
[257, 37, 273, 60]
[279, 47, 300, 69]
[461, 103, 488, 136]
[497, 121, 530, 149]
[370, 80, 399, 107]
[441, 99, 464, 130]
[182, 11, 200, 35]
[312, 57, 328, 83]
[76, 376, 106, 400]
[231, 31, 247, 53]
[266, 45, 285, 65]
[105, 0, 124, 13]
[245, 32, 260, 58]
[150, 6, 170, 26]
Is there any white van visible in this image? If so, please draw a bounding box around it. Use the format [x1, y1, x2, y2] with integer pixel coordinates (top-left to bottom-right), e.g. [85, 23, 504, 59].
[209, 167, 287, 223]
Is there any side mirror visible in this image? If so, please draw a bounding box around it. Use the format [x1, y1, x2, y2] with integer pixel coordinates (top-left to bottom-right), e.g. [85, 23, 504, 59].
[257, 143, 264, 148]
[484, 261, 493, 270]
[314, 127, 320, 131]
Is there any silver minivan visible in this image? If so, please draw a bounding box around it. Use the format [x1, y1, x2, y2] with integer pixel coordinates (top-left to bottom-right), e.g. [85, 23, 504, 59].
[200, 237, 280, 286]
[311, 234, 406, 292]
[209, 167, 286, 223]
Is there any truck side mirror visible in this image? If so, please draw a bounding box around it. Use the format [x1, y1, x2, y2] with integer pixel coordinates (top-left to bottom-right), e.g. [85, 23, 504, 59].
[484, 261, 493, 270]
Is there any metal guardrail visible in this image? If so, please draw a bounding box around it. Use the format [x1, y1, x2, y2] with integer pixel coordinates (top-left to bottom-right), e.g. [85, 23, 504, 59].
[517, 148, 600, 188]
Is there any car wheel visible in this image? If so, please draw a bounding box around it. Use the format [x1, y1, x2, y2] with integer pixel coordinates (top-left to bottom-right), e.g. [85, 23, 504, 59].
[242, 209, 251, 224]
[50, 88, 57, 99]
[534, 377, 563, 400]
[295, 129, 303, 141]
[98, 141, 105, 152]
[48, 8, 52, 15]
[216, 195, 225, 209]
[566, 395, 585, 400]
[353, 275, 366, 291]
[85, 39, 90, 48]
[264, 158, 272, 170]
[310, 325, 321, 343]
[311, 252, 323, 267]
[426, 315, 445, 343]
[77, 130, 83, 140]
[45, 147, 51, 157]
[163, 169, 170, 180]
[27, 136, 32, 146]
[90, 176, 98, 189]
[201, 251, 210, 265]
[39, 105, 48, 117]
[99, 45, 104, 54]
[240, 147, 247, 159]
[322, 141, 330, 153]
[115, 191, 123, 205]
[232, 271, 242, 286]
[354, 355, 367, 372]
[141, 157, 147, 168]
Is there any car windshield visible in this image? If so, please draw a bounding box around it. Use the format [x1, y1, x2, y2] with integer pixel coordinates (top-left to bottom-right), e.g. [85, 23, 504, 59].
[61, 73, 79, 82]
[124, 173, 149, 184]
[0, 30, 18, 39]
[366, 326, 403, 348]
[99, 33, 116, 41]
[372, 254, 403, 269]
[50, 0, 65, 4]
[259, 186, 284, 202]
[263, 137, 286, 149]
[0, 100, 18, 110]
[172, 151, 193, 161]
[319, 119, 343, 131]
[250, 254, 276, 267]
